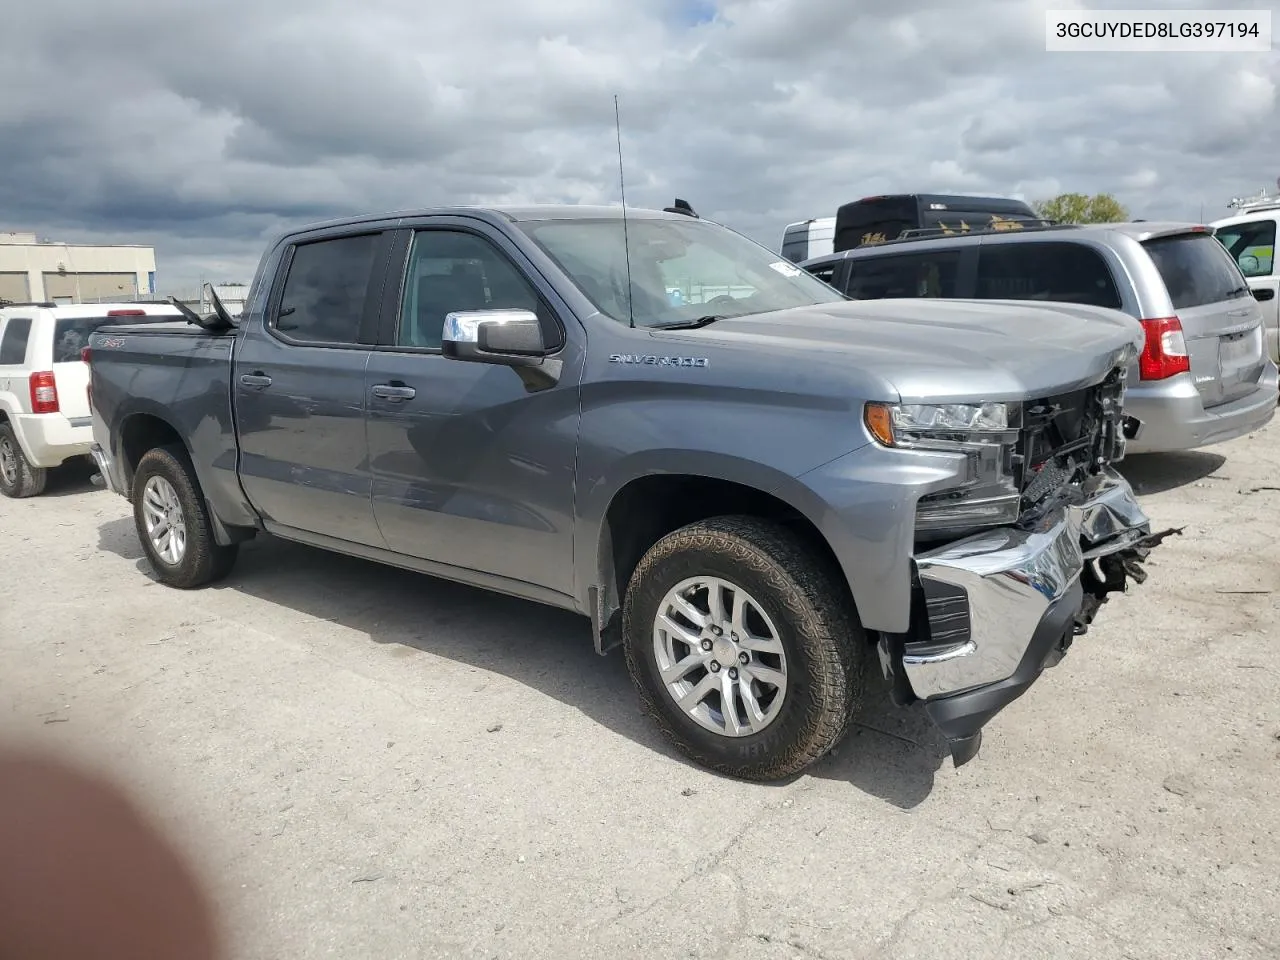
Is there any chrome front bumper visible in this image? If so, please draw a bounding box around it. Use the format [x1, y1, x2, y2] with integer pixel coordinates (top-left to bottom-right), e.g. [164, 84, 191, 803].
[903, 468, 1152, 702]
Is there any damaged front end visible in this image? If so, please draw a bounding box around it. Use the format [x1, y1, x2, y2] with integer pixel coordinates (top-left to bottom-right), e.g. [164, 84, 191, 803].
[884, 365, 1179, 767]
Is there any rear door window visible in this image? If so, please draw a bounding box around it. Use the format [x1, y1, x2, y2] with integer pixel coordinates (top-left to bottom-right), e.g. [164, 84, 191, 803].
[1214, 219, 1276, 278]
[0, 318, 32, 364]
[976, 241, 1123, 308]
[843, 251, 962, 299]
[273, 233, 382, 345]
[1143, 232, 1252, 309]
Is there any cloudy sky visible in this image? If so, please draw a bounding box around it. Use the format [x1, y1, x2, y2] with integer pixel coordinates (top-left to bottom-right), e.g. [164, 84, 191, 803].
[3, 0, 1276, 293]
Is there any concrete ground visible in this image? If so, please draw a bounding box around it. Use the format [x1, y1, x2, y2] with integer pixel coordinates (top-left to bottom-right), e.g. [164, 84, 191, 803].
[2, 429, 1278, 960]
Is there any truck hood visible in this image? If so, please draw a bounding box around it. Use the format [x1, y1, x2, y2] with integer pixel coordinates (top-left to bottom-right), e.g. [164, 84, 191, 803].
[658, 298, 1145, 402]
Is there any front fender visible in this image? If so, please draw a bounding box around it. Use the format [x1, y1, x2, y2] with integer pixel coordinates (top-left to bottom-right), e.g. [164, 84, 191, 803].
[785, 444, 973, 634]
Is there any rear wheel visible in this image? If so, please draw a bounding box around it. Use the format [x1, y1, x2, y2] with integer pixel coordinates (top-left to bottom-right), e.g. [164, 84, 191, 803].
[0, 424, 48, 499]
[623, 515, 864, 782]
[131, 445, 238, 588]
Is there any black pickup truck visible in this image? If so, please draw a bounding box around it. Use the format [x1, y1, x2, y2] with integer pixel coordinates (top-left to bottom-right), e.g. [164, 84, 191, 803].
[88, 203, 1163, 781]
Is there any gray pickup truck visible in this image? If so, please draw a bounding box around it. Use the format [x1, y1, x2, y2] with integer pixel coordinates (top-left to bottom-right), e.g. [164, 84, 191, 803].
[88, 203, 1167, 781]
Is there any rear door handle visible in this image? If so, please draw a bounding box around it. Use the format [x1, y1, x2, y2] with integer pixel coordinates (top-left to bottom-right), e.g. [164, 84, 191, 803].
[371, 383, 416, 401]
[239, 373, 272, 389]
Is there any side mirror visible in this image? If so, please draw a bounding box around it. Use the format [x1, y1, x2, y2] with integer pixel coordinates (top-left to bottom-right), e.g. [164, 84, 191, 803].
[441, 309, 562, 390]
[1253, 287, 1275, 302]
[442, 309, 546, 364]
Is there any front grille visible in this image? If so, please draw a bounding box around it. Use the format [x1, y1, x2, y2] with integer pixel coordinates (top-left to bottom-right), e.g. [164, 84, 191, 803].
[1014, 366, 1126, 522]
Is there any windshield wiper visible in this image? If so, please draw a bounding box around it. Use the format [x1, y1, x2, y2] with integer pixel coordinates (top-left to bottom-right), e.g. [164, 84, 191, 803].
[650, 315, 725, 330]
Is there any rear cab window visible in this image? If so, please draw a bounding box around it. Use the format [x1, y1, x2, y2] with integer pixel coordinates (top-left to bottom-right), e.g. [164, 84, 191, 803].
[976, 241, 1123, 309]
[0, 318, 32, 365]
[1142, 232, 1252, 309]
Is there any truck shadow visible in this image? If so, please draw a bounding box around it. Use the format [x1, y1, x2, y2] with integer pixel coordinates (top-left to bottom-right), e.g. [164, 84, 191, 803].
[96, 517, 945, 809]
[1116, 451, 1227, 495]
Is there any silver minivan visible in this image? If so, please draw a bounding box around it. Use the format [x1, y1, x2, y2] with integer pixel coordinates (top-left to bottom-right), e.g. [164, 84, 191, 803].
[800, 222, 1278, 454]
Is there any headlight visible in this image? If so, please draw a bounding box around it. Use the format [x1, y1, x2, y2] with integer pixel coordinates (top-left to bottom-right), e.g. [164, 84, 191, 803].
[864, 401, 1013, 449]
[864, 401, 1023, 537]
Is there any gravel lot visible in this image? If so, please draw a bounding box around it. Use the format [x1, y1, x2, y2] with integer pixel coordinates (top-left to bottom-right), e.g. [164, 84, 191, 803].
[3, 427, 1279, 960]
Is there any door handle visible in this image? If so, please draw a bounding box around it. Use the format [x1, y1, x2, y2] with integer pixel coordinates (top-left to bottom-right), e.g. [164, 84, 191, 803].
[371, 383, 416, 401]
[239, 373, 272, 389]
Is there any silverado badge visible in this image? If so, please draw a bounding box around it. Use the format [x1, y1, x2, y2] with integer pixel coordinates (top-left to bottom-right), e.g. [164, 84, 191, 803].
[609, 354, 710, 368]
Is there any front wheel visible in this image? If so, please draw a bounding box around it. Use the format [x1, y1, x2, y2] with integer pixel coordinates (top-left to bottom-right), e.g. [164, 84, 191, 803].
[131, 445, 238, 589]
[622, 516, 865, 782]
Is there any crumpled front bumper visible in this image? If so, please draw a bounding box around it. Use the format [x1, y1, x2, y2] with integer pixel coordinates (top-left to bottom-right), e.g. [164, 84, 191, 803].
[900, 468, 1163, 766]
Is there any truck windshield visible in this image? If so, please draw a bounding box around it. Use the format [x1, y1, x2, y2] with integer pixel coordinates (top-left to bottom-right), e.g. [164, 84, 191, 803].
[516, 216, 846, 328]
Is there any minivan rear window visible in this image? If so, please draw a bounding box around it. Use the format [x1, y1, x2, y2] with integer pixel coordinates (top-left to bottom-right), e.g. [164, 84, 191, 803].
[53, 315, 174, 363]
[1142, 233, 1252, 310]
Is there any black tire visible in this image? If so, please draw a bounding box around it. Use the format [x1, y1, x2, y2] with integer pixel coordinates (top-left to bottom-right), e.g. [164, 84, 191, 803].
[131, 444, 238, 589]
[0, 423, 48, 498]
[623, 515, 865, 782]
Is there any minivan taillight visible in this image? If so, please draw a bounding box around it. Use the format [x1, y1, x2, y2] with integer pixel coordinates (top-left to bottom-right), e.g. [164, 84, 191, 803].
[29, 371, 59, 413]
[1138, 317, 1191, 380]
[81, 346, 92, 364]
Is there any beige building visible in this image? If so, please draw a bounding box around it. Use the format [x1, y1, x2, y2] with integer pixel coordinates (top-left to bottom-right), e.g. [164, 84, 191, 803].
[0, 230, 157, 304]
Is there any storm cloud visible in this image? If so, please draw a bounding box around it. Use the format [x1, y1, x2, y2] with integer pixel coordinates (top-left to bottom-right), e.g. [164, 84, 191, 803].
[2, 0, 1276, 290]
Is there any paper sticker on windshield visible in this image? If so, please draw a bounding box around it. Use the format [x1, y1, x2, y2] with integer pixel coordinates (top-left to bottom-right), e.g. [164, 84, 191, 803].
[769, 261, 803, 278]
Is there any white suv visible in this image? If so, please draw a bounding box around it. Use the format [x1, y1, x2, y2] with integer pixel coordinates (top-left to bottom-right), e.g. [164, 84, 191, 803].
[0, 302, 181, 497]
[1212, 199, 1279, 365]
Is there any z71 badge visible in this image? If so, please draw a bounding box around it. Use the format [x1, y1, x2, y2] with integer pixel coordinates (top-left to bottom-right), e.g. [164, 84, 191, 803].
[609, 354, 709, 368]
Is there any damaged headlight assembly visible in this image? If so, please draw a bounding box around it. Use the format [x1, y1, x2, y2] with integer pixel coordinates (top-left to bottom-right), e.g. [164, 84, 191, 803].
[864, 401, 1022, 535]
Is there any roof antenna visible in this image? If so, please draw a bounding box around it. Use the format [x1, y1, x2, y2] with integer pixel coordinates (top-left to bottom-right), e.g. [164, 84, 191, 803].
[614, 94, 635, 329]
[664, 198, 699, 218]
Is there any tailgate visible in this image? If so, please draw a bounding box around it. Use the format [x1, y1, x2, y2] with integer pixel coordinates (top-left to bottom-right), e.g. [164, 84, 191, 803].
[1142, 232, 1264, 407]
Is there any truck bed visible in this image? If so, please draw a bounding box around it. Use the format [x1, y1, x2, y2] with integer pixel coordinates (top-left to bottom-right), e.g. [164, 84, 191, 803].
[88, 322, 256, 532]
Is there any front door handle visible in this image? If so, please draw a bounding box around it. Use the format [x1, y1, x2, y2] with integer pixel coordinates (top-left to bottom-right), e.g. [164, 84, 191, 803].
[239, 373, 272, 389]
[371, 383, 416, 402]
